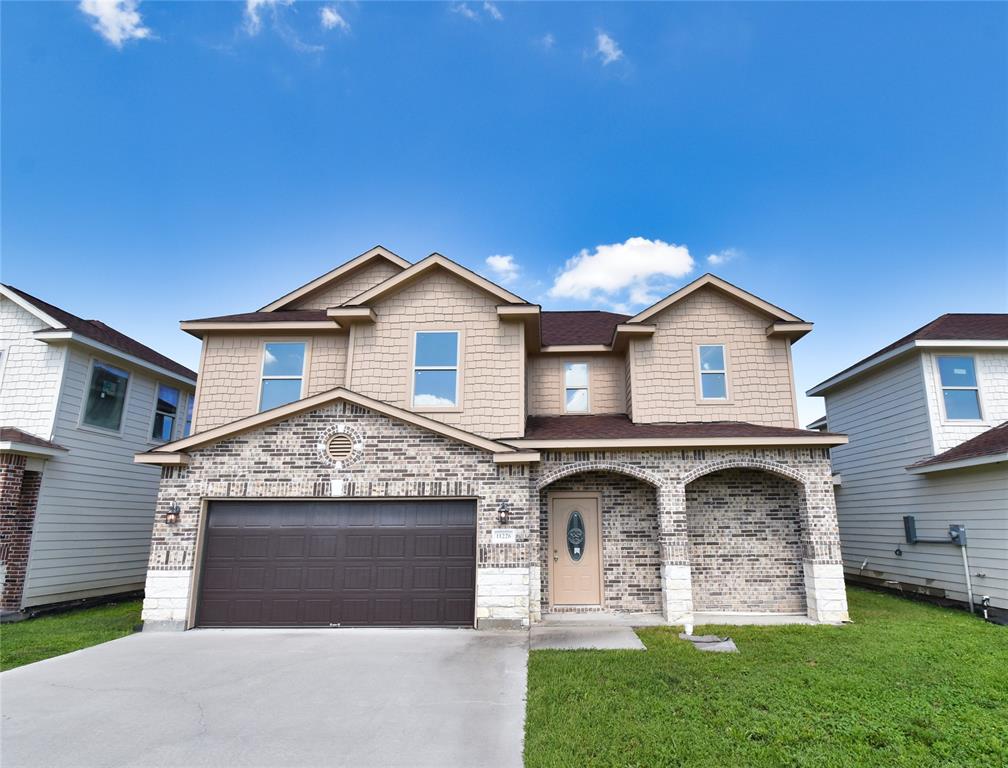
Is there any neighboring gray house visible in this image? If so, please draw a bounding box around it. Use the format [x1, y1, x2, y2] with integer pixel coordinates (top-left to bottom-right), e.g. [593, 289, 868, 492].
[0, 285, 197, 616]
[808, 314, 1007, 620]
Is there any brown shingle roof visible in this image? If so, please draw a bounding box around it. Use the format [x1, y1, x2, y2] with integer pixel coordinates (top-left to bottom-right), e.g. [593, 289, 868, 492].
[823, 314, 1008, 386]
[523, 414, 839, 440]
[540, 311, 630, 346]
[5, 285, 197, 381]
[0, 427, 66, 452]
[908, 421, 1008, 470]
[184, 310, 329, 323]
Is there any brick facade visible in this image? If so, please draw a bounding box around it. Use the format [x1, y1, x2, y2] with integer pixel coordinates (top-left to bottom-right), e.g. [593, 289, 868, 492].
[142, 399, 849, 630]
[686, 468, 806, 613]
[0, 454, 41, 612]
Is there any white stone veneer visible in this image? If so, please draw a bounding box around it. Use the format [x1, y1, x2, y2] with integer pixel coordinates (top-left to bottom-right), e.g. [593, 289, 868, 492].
[803, 562, 849, 624]
[476, 567, 531, 628]
[141, 571, 193, 630]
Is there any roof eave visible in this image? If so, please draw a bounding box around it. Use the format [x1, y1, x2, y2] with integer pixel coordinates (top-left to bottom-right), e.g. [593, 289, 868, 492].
[33, 329, 197, 386]
[180, 320, 341, 338]
[504, 435, 848, 449]
[0, 441, 68, 458]
[906, 452, 1008, 475]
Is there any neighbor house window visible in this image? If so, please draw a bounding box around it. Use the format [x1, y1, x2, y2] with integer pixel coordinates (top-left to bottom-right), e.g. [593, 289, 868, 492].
[151, 384, 181, 442]
[183, 395, 194, 437]
[259, 342, 306, 411]
[413, 331, 459, 408]
[938, 356, 982, 420]
[698, 344, 728, 399]
[82, 360, 130, 431]
[564, 362, 589, 413]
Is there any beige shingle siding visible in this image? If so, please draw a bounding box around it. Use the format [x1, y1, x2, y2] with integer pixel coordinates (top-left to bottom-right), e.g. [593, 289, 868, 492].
[193, 335, 263, 431]
[630, 287, 796, 426]
[348, 269, 524, 439]
[287, 260, 402, 310]
[527, 354, 626, 416]
[305, 334, 347, 396]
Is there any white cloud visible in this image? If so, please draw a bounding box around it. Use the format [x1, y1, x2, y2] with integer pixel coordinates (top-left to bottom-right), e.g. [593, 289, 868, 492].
[486, 254, 519, 282]
[538, 33, 555, 50]
[595, 31, 623, 65]
[320, 6, 350, 32]
[483, 1, 502, 20]
[413, 394, 457, 408]
[79, 0, 151, 48]
[548, 237, 695, 309]
[450, 3, 479, 21]
[244, 0, 292, 35]
[707, 248, 740, 266]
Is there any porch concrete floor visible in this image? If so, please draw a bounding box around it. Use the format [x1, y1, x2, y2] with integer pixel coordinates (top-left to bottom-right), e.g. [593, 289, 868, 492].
[539, 611, 667, 627]
[691, 612, 814, 626]
[530, 625, 646, 651]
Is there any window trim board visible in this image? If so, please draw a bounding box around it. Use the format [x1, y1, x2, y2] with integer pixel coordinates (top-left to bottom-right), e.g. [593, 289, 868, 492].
[694, 340, 735, 405]
[257, 338, 311, 413]
[561, 360, 591, 414]
[931, 352, 988, 425]
[77, 355, 133, 436]
[409, 328, 464, 413]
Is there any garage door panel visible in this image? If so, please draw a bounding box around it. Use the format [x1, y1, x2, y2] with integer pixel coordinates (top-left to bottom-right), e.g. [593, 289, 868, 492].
[197, 500, 476, 627]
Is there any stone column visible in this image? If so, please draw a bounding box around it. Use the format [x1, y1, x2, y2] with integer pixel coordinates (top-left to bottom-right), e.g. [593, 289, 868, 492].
[799, 468, 849, 623]
[658, 483, 693, 624]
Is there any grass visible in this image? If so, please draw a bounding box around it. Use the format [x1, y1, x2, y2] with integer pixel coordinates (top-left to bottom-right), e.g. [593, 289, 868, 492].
[525, 588, 1007, 768]
[0, 599, 142, 672]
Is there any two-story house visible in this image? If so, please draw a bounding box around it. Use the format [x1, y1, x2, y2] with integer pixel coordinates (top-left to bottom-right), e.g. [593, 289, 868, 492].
[0, 285, 197, 617]
[808, 314, 1007, 621]
[136, 246, 849, 630]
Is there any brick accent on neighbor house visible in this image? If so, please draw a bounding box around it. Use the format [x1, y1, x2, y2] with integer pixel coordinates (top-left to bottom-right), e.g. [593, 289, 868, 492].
[539, 472, 661, 613]
[0, 454, 41, 612]
[686, 468, 806, 613]
[143, 401, 849, 629]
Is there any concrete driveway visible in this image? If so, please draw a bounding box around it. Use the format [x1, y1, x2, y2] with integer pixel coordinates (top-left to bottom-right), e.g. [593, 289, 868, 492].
[1, 628, 528, 768]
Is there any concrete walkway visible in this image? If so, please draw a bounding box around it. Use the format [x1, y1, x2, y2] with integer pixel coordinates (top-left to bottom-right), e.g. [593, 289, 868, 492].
[530, 625, 646, 650]
[1, 628, 528, 768]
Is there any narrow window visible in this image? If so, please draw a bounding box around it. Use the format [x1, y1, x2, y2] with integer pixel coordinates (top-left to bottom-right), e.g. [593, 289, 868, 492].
[564, 362, 589, 413]
[698, 344, 728, 400]
[152, 384, 180, 441]
[938, 356, 982, 420]
[182, 395, 194, 437]
[259, 342, 305, 411]
[82, 360, 130, 431]
[413, 331, 459, 408]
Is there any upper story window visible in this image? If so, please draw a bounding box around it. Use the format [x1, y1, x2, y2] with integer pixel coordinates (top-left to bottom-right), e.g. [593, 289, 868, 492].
[259, 342, 306, 412]
[183, 395, 194, 437]
[82, 359, 130, 432]
[698, 344, 728, 400]
[937, 356, 982, 420]
[564, 362, 589, 413]
[413, 331, 459, 408]
[151, 384, 180, 442]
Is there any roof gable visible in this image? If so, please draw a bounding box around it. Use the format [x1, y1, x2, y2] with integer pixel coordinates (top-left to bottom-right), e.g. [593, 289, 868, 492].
[137, 387, 524, 461]
[259, 246, 411, 312]
[626, 274, 803, 325]
[345, 253, 528, 306]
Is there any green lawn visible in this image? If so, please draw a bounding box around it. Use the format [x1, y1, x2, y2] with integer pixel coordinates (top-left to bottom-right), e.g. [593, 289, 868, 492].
[0, 599, 142, 672]
[526, 588, 1007, 768]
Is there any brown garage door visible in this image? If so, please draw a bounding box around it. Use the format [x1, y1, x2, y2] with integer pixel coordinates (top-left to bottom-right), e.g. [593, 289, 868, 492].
[196, 499, 476, 627]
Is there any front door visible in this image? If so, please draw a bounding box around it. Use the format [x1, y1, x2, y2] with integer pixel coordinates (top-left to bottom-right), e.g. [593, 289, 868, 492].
[550, 495, 601, 606]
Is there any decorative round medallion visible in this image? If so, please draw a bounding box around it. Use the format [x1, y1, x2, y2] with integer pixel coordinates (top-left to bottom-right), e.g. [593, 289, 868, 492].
[317, 424, 364, 469]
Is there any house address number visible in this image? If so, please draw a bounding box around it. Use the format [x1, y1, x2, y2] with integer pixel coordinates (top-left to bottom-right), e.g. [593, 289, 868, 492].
[491, 528, 518, 544]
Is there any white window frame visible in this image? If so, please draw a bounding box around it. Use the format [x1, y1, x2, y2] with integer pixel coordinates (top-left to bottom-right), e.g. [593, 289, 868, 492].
[181, 392, 195, 438]
[935, 354, 985, 423]
[411, 330, 461, 411]
[78, 356, 132, 435]
[562, 361, 591, 414]
[149, 381, 183, 444]
[258, 340, 308, 413]
[697, 343, 730, 402]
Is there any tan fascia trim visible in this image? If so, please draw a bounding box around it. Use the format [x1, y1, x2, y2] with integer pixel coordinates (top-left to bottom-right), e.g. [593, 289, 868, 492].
[180, 321, 341, 338]
[612, 324, 655, 352]
[767, 321, 814, 341]
[146, 387, 518, 456]
[504, 434, 849, 449]
[539, 344, 612, 354]
[346, 253, 529, 306]
[258, 246, 411, 312]
[0, 441, 67, 458]
[32, 329, 197, 387]
[134, 451, 191, 466]
[906, 452, 1008, 475]
[325, 307, 376, 324]
[493, 451, 541, 464]
[497, 304, 542, 352]
[0, 285, 62, 329]
[627, 274, 803, 325]
[916, 340, 1008, 349]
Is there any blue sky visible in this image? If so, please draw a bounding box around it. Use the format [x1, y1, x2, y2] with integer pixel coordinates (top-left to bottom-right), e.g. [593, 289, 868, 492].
[2, 1, 1006, 425]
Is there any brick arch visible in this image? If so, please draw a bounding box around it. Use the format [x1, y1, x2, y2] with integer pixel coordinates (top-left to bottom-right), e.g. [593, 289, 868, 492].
[536, 461, 666, 491]
[681, 457, 808, 487]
